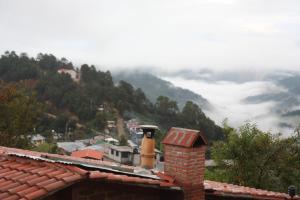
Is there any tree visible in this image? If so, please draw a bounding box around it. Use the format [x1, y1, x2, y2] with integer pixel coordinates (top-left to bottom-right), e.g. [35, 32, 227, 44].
[180, 101, 203, 128]
[0, 51, 39, 81]
[176, 101, 223, 143]
[155, 96, 178, 115]
[209, 122, 300, 192]
[37, 53, 60, 70]
[0, 83, 43, 148]
[119, 134, 128, 146]
[154, 96, 179, 127]
[93, 112, 107, 131]
[33, 142, 58, 153]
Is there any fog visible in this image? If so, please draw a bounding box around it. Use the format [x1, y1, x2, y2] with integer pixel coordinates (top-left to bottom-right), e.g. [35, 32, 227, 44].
[1, 0, 300, 72]
[163, 76, 293, 135]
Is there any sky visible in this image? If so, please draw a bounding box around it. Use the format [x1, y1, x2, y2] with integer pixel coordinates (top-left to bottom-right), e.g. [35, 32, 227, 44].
[1, 0, 300, 72]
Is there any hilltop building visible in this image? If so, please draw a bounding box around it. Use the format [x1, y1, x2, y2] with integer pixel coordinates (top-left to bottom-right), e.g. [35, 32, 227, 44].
[57, 68, 80, 83]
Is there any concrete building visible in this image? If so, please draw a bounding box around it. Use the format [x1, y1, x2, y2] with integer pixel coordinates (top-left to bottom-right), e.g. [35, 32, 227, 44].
[107, 145, 133, 164]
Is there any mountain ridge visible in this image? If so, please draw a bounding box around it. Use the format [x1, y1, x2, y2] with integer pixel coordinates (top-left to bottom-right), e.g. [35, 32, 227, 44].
[113, 71, 211, 110]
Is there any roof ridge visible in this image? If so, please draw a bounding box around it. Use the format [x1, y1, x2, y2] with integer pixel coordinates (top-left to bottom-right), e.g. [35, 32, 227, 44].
[204, 180, 294, 198]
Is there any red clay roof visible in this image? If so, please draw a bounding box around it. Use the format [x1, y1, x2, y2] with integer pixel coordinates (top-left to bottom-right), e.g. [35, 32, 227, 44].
[162, 127, 207, 147]
[0, 146, 296, 200]
[0, 146, 134, 172]
[0, 154, 87, 200]
[71, 149, 104, 160]
[204, 180, 299, 200]
[0, 146, 176, 200]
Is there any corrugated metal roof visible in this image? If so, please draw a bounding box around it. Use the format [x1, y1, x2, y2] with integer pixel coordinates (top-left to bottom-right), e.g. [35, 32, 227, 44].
[162, 127, 207, 147]
[57, 142, 86, 153]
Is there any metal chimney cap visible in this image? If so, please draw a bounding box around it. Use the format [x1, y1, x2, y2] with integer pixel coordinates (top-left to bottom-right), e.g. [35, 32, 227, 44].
[139, 125, 159, 130]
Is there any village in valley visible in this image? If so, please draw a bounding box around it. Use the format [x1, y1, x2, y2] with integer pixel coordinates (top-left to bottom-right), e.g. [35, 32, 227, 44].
[27, 67, 162, 168]
[31, 116, 164, 169]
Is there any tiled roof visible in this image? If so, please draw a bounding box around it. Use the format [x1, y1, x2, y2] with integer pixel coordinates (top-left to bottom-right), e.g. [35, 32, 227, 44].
[204, 180, 299, 200]
[0, 146, 296, 200]
[0, 154, 87, 200]
[162, 127, 207, 147]
[71, 149, 104, 160]
[0, 146, 177, 200]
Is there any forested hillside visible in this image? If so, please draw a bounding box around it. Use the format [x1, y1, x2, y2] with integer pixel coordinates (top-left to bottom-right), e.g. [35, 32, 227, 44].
[0, 51, 224, 146]
[113, 71, 210, 110]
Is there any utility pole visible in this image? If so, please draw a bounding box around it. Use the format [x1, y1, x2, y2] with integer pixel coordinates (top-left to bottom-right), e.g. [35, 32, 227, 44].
[65, 121, 69, 141]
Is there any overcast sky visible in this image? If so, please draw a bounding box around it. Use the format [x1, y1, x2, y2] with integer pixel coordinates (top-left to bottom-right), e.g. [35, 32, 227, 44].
[1, 0, 300, 72]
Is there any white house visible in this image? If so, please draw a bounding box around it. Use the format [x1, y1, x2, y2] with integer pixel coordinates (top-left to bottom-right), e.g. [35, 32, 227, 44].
[57, 68, 80, 83]
[104, 137, 119, 145]
[107, 145, 133, 164]
[30, 134, 46, 146]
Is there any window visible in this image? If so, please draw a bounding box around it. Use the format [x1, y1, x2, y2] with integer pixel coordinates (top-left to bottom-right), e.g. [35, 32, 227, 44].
[111, 149, 114, 155]
[121, 152, 129, 158]
[116, 151, 119, 157]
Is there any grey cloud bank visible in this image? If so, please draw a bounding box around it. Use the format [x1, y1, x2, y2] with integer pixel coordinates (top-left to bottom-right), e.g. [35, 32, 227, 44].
[1, 0, 300, 72]
[163, 75, 294, 135]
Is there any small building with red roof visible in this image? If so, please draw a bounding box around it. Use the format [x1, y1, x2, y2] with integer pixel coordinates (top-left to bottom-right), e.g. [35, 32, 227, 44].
[71, 149, 104, 160]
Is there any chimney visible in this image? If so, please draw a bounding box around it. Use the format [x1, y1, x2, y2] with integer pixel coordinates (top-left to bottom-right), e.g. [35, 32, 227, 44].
[162, 127, 207, 200]
[140, 125, 159, 169]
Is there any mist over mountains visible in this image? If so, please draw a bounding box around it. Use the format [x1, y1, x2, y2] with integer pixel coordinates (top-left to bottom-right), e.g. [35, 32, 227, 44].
[114, 69, 300, 136]
[245, 72, 300, 131]
[113, 71, 210, 110]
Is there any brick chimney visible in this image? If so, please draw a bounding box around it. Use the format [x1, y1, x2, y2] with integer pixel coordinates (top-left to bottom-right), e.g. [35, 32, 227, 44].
[162, 127, 207, 200]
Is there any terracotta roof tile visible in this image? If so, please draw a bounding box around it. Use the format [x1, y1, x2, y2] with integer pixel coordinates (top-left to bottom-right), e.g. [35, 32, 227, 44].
[0, 152, 88, 200]
[89, 171, 108, 179]
[71, 149, 104, 160]
[163, 127, 207, 147]
[61, 174, 82, 183]
[0, 192, 10, 199]
[44, 181, 65, 191]
[204, 180, 299, 199]
[0, 146, 178, 199]
[3, 194, 20, 200]
[0, 146, 295, 200]
[8, 184, 28, 193]
[24, 189, 47, 200]
[17, 186, 39, 196]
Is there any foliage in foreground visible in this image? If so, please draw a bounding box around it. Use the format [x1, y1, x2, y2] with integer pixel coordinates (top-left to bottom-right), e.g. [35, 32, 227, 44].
[0, 83, 43, 148]
[207, 122, 300, 193]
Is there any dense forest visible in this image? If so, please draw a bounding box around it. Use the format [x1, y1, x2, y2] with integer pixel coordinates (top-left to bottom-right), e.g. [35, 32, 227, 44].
[0, 51, 223, 148]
